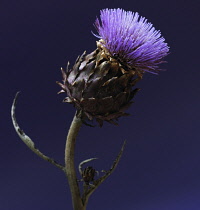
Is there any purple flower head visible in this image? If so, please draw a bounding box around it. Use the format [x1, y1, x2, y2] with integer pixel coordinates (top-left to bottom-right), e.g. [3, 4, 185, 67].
[94, 8, 169, 74]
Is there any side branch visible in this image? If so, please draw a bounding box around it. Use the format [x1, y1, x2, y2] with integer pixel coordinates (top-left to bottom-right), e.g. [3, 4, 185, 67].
[11, 92, 65, 171]
[82, 140, 126, 206]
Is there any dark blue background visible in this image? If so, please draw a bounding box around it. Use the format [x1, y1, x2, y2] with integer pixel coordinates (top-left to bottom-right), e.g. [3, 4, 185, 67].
[1, 0, 200, 209]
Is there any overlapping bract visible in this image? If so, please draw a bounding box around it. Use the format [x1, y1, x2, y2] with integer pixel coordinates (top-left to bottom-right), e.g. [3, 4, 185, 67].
[94, 8, 169, 73]
[58, 9, 169, 126]
[57, 42, 141, 126]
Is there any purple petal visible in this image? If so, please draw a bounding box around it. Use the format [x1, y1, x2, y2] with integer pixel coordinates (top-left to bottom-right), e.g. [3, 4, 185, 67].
[94, 8, 169, 73]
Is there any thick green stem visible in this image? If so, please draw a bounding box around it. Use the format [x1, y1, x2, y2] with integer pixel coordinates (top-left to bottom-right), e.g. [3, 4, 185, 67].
[64, 113, 85, 210]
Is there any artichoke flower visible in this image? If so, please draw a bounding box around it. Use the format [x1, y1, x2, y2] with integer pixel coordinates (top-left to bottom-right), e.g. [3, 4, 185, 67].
[57, 9, 169, 126]
[11, 8, 170, 210]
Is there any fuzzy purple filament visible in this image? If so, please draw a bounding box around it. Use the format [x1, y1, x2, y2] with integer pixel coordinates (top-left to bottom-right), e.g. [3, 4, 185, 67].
[94, 8, 169, 73]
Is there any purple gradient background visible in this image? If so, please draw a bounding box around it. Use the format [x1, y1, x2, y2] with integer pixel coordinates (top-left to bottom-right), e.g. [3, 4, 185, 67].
[1, 0, 200, 209]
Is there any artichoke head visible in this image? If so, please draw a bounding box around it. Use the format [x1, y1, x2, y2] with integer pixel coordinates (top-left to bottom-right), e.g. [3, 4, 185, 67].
[57, 41, 142, 126]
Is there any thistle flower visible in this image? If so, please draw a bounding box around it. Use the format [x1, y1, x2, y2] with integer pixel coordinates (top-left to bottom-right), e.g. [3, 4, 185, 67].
[94, 8, 169, 73]
[57, 8, 169, 126]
